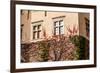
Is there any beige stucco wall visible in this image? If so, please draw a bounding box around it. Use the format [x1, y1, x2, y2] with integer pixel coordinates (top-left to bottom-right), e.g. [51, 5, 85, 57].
[30, 11, 79, 42]
[43, 12, 79, 37]
[21, 10, 31, 43]
[21, 10, 89, 43]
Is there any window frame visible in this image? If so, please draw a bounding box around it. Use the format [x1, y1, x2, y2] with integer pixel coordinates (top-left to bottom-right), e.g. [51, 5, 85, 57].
[54, 20, 64, 35]
[31, 20, 43, 40]
[32, 24, 42, 39]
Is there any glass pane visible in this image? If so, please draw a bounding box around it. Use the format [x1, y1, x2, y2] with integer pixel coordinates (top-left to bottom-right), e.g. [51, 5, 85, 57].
[55, 27, 59, 35]
[33, 26, 37, 31]
[38, 25, 41, 30]
[54, 21, 59, 27]
[60, 26, 64, 34]
[37, 31, 41, 38]
[33, 32, 37, 39]
[59, 20, 64, 26]
[39, 31, 42, 38]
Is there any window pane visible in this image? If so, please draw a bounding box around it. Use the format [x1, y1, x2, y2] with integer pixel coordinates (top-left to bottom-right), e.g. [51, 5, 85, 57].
[33, 26, 37, 31]
[54, 21, 59, 27]
[39, 31, 42, 38]
[33, 32, 37, 39]
[37, 31, 41, 38]
[59, 20, 64, 26]
[38, 25, 41, 30]
[60, 26, 64, 34]
[55, 27, 59, 35]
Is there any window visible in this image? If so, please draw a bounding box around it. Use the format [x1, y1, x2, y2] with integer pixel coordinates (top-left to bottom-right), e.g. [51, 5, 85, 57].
[21, 24, 24, 40]
[33, 25, 41, 39]
[85, 18, 89, 37]
[54, 20, 64, 35]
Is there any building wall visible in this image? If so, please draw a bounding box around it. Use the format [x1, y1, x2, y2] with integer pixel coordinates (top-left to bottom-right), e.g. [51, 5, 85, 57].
[21, 10, 89, 43]
[43, 11, 79, 37]
[21, 10, 31, 43]
[30, 11, 79, 42]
